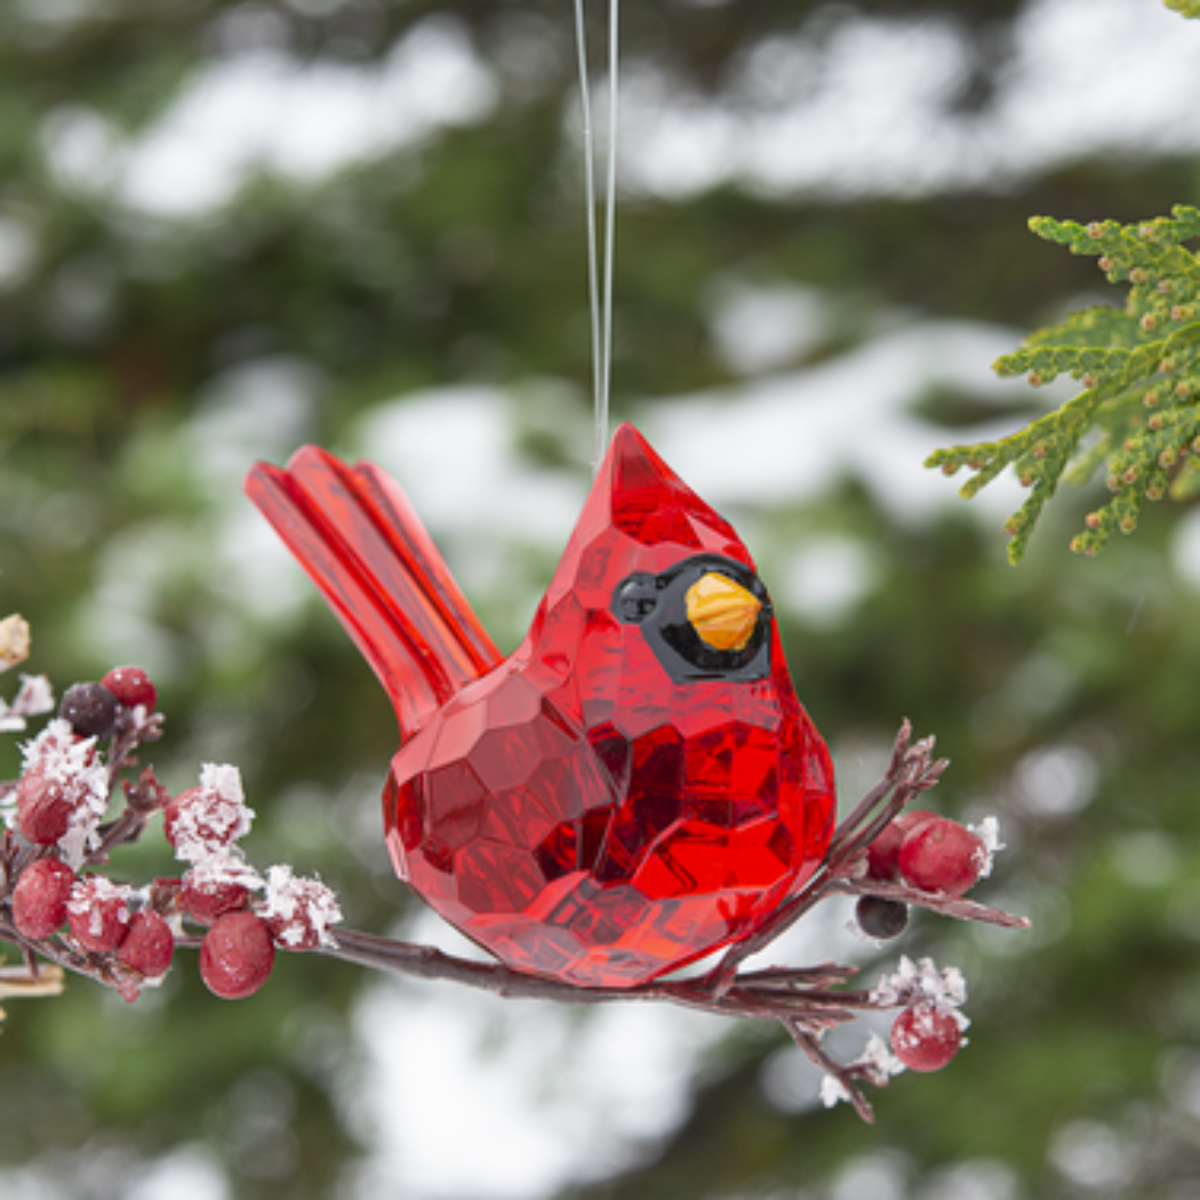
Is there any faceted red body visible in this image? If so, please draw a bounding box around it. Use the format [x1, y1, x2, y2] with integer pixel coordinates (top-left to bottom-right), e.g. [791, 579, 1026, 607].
[247, 424, 836, 988]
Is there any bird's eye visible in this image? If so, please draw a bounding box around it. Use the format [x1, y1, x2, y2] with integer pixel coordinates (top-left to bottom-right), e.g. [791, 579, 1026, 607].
[615, 573, 660, 623]
[613, 557, 772, 682]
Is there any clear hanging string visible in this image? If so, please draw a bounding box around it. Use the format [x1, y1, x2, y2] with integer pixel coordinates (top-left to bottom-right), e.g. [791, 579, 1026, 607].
[573, 0, 620, 474]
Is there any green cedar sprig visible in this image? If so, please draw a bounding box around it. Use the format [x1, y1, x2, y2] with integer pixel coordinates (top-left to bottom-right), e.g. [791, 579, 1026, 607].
[926, 206, 1200, 562]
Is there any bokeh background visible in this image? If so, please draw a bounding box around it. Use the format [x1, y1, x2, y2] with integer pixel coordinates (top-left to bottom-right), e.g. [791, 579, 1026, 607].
[3, 0, 1200, 1197]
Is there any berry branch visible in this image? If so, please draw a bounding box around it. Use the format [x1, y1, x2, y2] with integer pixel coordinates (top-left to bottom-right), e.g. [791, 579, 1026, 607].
[0, 621, 1028, 1120]
[311, 720, 1026, 1121]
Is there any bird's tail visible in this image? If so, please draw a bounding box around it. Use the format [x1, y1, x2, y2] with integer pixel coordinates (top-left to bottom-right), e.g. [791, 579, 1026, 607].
[245, 446, 501, 739]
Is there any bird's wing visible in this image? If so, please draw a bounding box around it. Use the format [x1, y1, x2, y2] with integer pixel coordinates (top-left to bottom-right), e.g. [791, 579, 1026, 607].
[245, 446, 501, 739]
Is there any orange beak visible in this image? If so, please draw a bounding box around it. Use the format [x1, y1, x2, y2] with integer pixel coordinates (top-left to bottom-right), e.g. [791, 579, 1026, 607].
[685, 573, 762, 652]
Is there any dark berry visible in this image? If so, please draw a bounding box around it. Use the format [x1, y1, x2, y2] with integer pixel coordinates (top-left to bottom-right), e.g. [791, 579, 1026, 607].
[898, 817, 986, 896]
[12, 857, 77, 939]
[891, 1002, 962, 1072]
[855, 895, 909, 939]
[67, 877, 132, 952]
[199, 911, 275, 999]
[117, 910, 175, 978]
[100, 666, 157, 713]
[58, 683, 120, 740]
[181, 875, 251, 925]
[16, 770, 73, 846]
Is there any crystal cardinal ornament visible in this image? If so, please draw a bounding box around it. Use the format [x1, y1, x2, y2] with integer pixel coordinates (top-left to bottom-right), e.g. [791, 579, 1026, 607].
[246, 424, 835, 987]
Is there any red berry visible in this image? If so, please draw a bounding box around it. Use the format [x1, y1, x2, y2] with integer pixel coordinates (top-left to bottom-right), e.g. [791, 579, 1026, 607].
[12, 857, 77, 939]
[895, 808, 939, 837]
[898, 817, 986, 896]
[199, 911, 275, 999]
[180, 875, 251, 925]
[16, 770, 73, 846]
[162, 788, 198, 849]
[164, 785, 249, 854]
[260, 865, 342, 951]
[891, 1002, 963, 1072]
[100, 665, 157, 713]
[117, 910, 175, 978]
[67, 876, 132, 952]
[866, 822, 904, 880]
[866, 810, 938, 881]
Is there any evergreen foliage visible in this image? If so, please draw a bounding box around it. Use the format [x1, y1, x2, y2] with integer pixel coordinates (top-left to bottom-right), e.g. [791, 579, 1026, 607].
[927, 207, 1200, 562]
[927, 0, 1200, 564]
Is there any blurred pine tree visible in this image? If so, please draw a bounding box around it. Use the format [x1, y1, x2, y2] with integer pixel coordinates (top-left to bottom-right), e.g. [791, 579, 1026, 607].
[2, 2, 1199, 1199]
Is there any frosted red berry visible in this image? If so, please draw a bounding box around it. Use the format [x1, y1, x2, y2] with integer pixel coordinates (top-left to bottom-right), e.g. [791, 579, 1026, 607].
[58, 683, 120, 740]
[890, 1002, 963, 1072]
[164, 785, 249, 854]
[100, 666, 157, 713]
[67, 877, 132, 952]
[260, 866, 342, 951]
[898, 817, 986, 896]
[199, 911, 275, 999]
[16, 770, 73, 846]
[12, 857, 77, 939]
[855, 895, 908, 939]
[866, 809, 938, 881]
[117, 910, 175, 978]
[180, 875, 251, 925]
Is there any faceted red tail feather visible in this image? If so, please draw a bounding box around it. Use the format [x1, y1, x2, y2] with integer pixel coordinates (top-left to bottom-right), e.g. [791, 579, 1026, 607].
[245, 447, 501, 739]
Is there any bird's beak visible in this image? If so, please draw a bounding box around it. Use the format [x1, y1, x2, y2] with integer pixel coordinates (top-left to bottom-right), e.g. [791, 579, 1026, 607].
[685, 573, 762, 652]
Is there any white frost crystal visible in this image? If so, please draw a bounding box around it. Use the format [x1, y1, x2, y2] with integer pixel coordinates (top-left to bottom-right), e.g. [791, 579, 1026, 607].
[260, 864, 343, 948]
[968, 815, 1005, 879]
[171, 763, 256, 862]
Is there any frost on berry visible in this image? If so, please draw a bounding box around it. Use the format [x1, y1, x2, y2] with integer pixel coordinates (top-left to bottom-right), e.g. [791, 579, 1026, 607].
[898, 816, 987, 896]
[16, 719, 109, 865]
[166, 764, 255, 861]
[259, 864, 343, 951]
[100, 665, 157, 714]
[117, 910, 175, 979]
[891, 1002, 964, 1073]
[874, 957, 970, 1074]
[870, 955, 968, 1012]
[199, 911, 276, 1000]
[67, 875, 132, 952]
[12, 857, 77, 939]
[181, 850, 263, 924]
[967, 815, 1005, 880]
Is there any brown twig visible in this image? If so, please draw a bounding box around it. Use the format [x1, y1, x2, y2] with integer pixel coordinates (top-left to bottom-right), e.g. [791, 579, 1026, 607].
[1, 716, 1029, 1120]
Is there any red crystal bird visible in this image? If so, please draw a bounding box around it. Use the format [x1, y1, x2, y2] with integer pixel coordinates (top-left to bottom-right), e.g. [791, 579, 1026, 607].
[246, 424, 836, 988]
